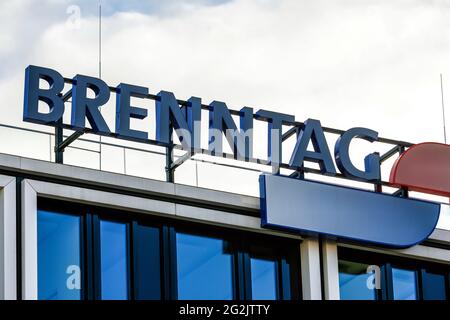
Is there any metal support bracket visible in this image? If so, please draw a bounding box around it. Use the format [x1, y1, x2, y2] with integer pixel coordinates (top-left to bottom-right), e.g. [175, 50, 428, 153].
[379, 145, 408, 195]
[165, 126, 175, 183]
[170, 150, 196, 171]
[272, 125, 300, 175]
[392, 188, 409, 197]
[55, 131, 85, 153]
[380, 145, 402, 163]
[281, 126, 300, 142]
[289, 169, 305, 179]
[54, 89, 85, 163]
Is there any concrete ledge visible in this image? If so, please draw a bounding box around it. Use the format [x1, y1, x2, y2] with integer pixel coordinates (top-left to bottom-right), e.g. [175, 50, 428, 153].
[0, 152, 259, 213]
[174, 184, 260, 211]
[429, 228, 450, 244]
[2, 153, 449, 247]
[27, 179, 176, 217]
[174, 204, 300, 239]
[339, 242, 450, 265]
[24, 179, 299, 240]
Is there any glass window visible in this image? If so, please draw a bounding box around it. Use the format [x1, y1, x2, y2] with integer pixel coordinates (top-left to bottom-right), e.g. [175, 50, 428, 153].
[134, 224, 161, 300]
[392, 268, 417, 300]
[37, 210, 81, 300]
[100, 221, 129, 300]
[338, 260, 377, 300]
[176, 232, 234, 300]
[422, 272, 447, 300]
[250, 257, 277, 300]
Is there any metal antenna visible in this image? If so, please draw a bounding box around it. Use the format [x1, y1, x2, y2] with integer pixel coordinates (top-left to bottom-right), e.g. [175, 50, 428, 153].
[99, 3, 102, 79]
[98, 1, 103, 170]
[441, 74, 447, 144]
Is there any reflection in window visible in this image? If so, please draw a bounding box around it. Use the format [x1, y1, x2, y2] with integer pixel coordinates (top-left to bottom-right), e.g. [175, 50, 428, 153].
[422, 272, 447, 300]
[392, 268, 417, 300]
[100, 221, 128, 300]
[176, 233, 234, 300]
[339, 260, 377, 300]
[37, 211, 81, 300]
[251, 258, 277, 300]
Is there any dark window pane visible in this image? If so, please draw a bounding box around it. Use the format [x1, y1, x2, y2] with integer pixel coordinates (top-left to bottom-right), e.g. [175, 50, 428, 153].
[37, 210, 81, 300]
[134, 224, 161, 300]
[176, 233, 234, 300]
[280, 259, 293, 300]
[100, 221, 128, 300]
[392, 268, 417, 300]
[422, 272, 447, 300]
[338, 260, 377, 300]
[251, 258, 277, 300]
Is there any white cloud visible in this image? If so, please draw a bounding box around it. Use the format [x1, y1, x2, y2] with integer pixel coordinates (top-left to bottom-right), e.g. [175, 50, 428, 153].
[1, 0, 450, 201]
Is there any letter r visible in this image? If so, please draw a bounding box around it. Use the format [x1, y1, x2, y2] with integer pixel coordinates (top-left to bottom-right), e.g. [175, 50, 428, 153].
[71, 74, 111, 134]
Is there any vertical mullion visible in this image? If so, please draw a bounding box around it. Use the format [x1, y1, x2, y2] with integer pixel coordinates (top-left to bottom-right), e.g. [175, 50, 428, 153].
[78, 214, 84, 300]
[244, 235, 253, 300]
[126, 222, 133, 300]
[274, 258, 281, 300]
[279, 258, 291, 300]
[79, 214, 86, 300]
[162, 226, 177, 300]
[131, 221, 139, 300]
[447, 273, 450, 301]
[445, 273, 450, 301]
[418, 269, 426, 300]
[84, 213, 94, 300]
[162, 226, 170, 300]
[169, 227, 178, 300]
[92, 214, 101, 300]
[242, 251, 252, 300]
[234, 251, 245, 300]
[382, 263, 393, 300]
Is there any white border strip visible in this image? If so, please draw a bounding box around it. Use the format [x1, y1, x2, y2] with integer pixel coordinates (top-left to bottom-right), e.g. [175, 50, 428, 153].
[21, 179, 176, 300]
[300, 238, 322, 300]
[322, 239, 340, 300]
[0, 175, 16, 300]
[21, 179, 302, 300]
[22, 180, 37, 300]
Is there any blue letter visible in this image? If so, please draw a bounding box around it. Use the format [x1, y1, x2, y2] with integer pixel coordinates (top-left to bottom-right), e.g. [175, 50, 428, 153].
[156, 91, 201, 151]
[23, 65, 65, 124]
[289, 118, 336, 174]
[334, 127, 380, 181]
[71, 75, 110, 134]
[115, 83, 148, 140]
[255, 110, 295, 167]
[182, 96, 202, 152]
[208, 101, 253, 160]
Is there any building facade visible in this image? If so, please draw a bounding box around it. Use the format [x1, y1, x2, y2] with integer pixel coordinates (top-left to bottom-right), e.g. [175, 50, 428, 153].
[0, 151, 449, 300]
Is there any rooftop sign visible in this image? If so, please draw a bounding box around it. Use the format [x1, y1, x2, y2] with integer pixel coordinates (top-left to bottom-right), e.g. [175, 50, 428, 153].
[24, 65, 383, 181]
[23, 65, 445, 248]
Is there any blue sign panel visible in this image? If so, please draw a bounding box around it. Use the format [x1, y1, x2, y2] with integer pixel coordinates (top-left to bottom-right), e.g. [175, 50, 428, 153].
[259, 174, 440, 248]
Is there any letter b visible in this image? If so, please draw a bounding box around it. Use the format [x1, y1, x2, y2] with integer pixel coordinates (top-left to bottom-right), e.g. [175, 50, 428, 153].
[23, 65, 65, 124]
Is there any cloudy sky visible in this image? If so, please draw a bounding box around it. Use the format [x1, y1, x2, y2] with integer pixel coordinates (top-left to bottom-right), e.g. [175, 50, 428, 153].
[1, 0, 450, 225]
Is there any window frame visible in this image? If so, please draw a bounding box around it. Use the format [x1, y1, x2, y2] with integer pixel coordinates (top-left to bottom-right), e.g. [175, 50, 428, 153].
[172, 221, 301, 300]
[37, 199, 86, 300]
[35, 197, 302, 300]
[338, 247, 450, 301]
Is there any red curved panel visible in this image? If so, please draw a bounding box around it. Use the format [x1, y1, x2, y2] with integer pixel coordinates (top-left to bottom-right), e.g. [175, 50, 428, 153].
[389, 142, 450, 197]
